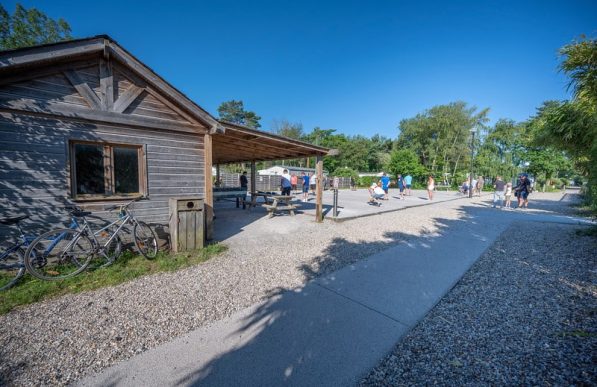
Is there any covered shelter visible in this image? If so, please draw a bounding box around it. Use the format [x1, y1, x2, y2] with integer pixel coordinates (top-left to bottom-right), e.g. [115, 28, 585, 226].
[208, 121, 332, 236]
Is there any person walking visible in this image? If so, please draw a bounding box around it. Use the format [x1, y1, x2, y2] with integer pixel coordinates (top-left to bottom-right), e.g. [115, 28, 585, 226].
[310, 173, 317, 195]
[492, 176, 506, 208]
[504, 182, 513, 209]
[397, 174, 405, 199]
[281, 169, 292, 196]
[476, 175, 485, 197]
[301, 172, 310, 201]
[427, 175, 435, 201]
[404, 174, 413, 196]
[513, 174, 531, 209]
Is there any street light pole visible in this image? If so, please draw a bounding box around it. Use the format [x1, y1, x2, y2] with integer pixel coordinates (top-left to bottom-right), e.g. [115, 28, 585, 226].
[469, 128, 475, 198]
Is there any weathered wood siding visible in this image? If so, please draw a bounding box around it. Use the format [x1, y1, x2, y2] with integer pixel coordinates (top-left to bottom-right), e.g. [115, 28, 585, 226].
[0, 56, 206, 242]
[0, 112, 204, 236]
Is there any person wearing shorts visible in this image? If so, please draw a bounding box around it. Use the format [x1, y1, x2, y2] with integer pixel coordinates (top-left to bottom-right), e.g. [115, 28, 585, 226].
[514, 174, 531, 208]
[404, 174, 413, 195]
[380, 172, 390, 200]
[301, 172, 310, 201]
[397, 174, 405, 199]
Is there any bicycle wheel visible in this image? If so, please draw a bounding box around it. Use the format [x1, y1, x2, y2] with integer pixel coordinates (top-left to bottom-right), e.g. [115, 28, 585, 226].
[133, 221, 158, 259]
[0, 242, 25, 291]
[24, 228, 94, 281]
[88, 227, 122, 269]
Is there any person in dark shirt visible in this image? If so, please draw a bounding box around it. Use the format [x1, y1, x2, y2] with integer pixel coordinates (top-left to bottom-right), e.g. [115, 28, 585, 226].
[513, 174, 531, 209]
[493, 176, 506, 208]
[239, 171, 249, 209]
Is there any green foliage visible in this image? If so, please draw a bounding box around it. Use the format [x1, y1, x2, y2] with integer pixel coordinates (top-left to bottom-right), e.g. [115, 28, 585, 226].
[387, 148, 426, 178]
[271, 119, 303, 139]
[529, 37, 597, 212]
[217, 100, 261, 129]
[0, 244, 226, 315]
[396, 101, 489, 179]
[332, 167, 358, 180]
[0, 3, 72, 50]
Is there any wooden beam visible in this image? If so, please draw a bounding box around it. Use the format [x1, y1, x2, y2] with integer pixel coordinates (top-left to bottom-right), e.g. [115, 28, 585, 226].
[204, 134, 214, 240]
[63, 69, 102, 110]
[0, 97, 207, 134]
[0, 39, 105, 70]
[112, 84, 144, 113]
[99, 58, 114, 111]
[315, 156, 323, 223]
[250, 162, 256, 193]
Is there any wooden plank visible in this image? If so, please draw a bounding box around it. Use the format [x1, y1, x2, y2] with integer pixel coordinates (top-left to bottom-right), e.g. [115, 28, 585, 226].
[204, 133, 213, 240]
[0, 98, 206, 134]
[113, 84, 143, 113]
[99, 59, 114, 111]
[316, 156, 323, 222]
[0, 39, 104, 69]
[63, 69, 102, 110]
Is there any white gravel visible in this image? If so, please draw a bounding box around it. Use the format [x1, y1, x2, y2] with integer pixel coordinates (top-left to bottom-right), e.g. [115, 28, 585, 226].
[361, 220, 596, 386]
[0, 195, 471, 386]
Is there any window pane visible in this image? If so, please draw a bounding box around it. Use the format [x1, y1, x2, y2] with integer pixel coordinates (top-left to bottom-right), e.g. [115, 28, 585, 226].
[75, 144, 105, 195]
[114, 147, 139, 194]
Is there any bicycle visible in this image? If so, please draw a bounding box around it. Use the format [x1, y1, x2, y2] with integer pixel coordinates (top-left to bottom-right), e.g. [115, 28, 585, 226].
[0, 215, 36, 290]
[24, 198, 158, 281]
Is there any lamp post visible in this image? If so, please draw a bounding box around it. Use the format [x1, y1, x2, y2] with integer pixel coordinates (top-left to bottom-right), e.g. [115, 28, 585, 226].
[469, 128, 476, 198]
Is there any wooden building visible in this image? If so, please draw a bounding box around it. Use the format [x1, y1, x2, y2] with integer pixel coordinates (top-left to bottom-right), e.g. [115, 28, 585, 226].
[0, 35, 330, 242]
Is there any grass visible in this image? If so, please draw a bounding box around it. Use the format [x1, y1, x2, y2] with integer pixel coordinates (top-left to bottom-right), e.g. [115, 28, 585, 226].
[0, 243, 227, 315]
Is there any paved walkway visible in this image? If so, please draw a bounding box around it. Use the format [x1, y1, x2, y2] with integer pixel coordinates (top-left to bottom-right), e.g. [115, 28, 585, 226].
[79, 193, 592, 386]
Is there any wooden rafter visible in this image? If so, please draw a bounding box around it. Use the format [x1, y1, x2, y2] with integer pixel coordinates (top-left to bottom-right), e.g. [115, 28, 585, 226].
[63, 69, 102, 110]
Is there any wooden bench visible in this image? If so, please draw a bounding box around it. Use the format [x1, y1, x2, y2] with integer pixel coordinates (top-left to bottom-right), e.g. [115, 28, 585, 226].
[263, 204, 299, 218]
[263, 195, 300, 218]
[434, 184, 451, 191]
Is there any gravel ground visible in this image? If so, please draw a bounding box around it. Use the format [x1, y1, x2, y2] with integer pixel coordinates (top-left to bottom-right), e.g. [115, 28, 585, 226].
[0, 194, 474, 386]
[361, 221, 597, 386]
[0, 192, 590, 386]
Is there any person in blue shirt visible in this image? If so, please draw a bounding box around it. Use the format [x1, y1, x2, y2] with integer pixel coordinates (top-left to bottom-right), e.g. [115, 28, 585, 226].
[301, 172, 310, 201]
[404, 174, 413, 196]
[380, 172, 390, 200]
[397, 174, 405, 199]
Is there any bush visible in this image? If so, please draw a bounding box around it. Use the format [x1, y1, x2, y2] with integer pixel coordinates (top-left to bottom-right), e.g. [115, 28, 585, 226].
[332, 167, 358, 181]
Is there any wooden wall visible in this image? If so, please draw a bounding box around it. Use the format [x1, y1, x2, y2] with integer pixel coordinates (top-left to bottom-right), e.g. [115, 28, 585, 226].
[0, 55, 207, 243]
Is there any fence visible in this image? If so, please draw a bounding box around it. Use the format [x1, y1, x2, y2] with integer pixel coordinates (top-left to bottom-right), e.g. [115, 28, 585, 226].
[216, 172, 352, 191]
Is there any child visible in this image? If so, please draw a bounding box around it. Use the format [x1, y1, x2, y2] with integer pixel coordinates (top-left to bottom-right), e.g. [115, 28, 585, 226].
[504, 182, 513, 209]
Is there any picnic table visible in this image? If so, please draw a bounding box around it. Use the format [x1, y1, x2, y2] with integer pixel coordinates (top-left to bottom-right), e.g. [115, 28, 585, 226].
[243, 191, 275, 210]
[262, 195, 299, 218]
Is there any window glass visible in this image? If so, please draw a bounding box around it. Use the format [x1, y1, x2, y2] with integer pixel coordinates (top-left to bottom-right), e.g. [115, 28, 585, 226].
[75, 144, 105, 195]
[113, 146, 139, 194]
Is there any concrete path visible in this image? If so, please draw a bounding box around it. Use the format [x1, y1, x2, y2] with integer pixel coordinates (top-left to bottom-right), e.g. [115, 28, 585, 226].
[79, 197, 592, 387]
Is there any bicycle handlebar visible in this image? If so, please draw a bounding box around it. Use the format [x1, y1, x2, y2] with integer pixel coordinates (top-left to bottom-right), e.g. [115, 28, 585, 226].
[105, 197, 145, 212]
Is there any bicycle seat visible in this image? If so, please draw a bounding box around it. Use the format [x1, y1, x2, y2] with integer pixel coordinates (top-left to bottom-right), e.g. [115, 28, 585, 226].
[71, 210, 92, 218]
[0, 215, 29, 225]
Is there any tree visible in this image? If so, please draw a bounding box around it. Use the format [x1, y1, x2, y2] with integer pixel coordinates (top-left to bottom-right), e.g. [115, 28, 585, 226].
[396, 102, 489, 179]
[271, 119, 303, 139]
[387, 149, 426, 179]
[530, 37, 597, 209]
[0, 3, 72, 50]
[217, 100, 261, 129]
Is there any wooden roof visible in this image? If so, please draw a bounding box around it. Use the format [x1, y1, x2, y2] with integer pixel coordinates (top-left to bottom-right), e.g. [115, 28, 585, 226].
[0, 35, 222, 133]
[213, 121, 331, 164]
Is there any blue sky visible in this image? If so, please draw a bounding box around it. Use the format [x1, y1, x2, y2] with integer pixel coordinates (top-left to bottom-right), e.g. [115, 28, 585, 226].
[4, 0, 596, 137]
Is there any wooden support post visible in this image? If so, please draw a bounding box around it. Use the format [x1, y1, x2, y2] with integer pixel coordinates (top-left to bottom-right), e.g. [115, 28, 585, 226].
[315, 155, 323, 223]
[204, 134, 214, 240]
[250, 161, 256, 193]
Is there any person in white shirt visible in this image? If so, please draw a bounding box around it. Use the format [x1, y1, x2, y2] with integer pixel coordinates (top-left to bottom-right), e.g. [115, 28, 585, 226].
[368, 182, 385, 206]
